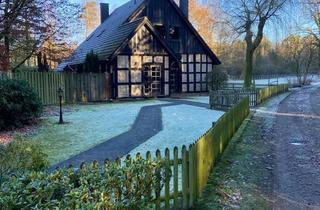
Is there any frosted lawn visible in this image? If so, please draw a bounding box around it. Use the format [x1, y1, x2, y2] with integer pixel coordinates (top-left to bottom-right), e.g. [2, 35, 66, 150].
[128, 104, 225, 157]
[30, 100, 168, 165]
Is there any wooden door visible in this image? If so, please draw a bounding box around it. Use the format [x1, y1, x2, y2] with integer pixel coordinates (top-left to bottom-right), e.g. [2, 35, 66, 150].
[143, 64, 163, 97]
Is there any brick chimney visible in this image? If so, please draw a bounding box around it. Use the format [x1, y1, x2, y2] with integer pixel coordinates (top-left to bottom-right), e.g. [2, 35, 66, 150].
[100, 3, 109, 24]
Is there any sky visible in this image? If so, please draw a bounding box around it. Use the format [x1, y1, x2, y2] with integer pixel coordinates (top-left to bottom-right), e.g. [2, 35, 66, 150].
[73, 0, 312, 45]
[82, 0, 129, 11]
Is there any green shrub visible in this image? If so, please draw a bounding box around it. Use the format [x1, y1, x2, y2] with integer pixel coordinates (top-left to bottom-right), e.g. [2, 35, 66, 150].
[0, 137, 49, 185]
[207, 69, 228, 91]
[0, 157, 165, 209]
[0, 79, 43, 130]
[84, 50, 100, 73]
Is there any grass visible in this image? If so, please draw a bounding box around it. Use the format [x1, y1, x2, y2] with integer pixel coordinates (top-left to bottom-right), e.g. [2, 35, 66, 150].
[194, 113, 273, 209]
[128, 104, 224, 157]
[29, 100, 167, 165]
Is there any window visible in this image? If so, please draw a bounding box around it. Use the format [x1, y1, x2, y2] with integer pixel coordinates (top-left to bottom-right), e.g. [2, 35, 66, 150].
[165, 56, 169, 68]
[117, 56, 129, 68]
[188, 63, 194, 72]
[131, 70, 142, 83]
[131, 85, 142, 97]
[196, 54, 201, 62]
[181, 54, 187, 62]
[165, 70, 169, 82]
[202, 63, 207, 72]
[143, 56, 153, 64]
[154, 56, 163, 63]
[130, 56, 142, 69]
[155, 24, 166, 38]
[196, 83, 201, 92]
[189, 54, 194, 62]
[189, 74, 194, 82]
[189, 84, 194, 92]
[182, 74, 187, 82]
[117, 70, 129, 83]
[182, 84, 188, 92]
[196, 64, 201, 72]
[182, 64, 187, 72]
[118, 85, 129, 98]
[196, 74, 201, 82]
[201, 54, 207, 62]
[169, 26, 180, 39]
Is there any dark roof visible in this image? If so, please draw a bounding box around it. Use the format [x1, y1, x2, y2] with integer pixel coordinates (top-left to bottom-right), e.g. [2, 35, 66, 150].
[167, 0, 221, 65]
[57, 0, 145, 71]
[109, 17, 180, 62]
[57, 0, 221, 70]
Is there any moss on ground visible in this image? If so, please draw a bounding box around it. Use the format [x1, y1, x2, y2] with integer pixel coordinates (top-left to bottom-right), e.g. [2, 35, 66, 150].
[194, 113, 273, 210]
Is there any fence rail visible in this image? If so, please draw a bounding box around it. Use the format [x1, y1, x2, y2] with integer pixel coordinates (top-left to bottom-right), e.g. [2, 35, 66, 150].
[210, 89, 258, 109]
[228, 74, 295, 80]
[222, 82, 275, 90]
[258, 84, 289, 104]
[0, 71, 111, 105]
[210, 84, 289, 110]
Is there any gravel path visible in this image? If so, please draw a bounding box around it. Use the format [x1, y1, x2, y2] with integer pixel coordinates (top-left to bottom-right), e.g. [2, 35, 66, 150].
[269, 86, 320, 209]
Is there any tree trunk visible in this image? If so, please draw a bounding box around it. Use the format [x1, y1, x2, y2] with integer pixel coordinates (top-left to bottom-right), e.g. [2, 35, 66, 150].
[1, 0, 11, 72]
[243, 16, 266, 88]
[244, 46, 254, 88]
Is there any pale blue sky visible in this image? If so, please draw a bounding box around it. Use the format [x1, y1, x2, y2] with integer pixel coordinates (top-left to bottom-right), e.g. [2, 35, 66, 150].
[81, 0, 130, 11]
[72, 0, 307, 45]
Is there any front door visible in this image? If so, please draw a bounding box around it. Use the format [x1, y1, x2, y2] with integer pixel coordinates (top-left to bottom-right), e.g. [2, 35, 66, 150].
[143, 64, 163, 97]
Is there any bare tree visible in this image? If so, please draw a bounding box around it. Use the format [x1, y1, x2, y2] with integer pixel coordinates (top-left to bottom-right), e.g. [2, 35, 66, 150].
[303, 0, 320, 68]
[222, 0, 289, 87]
[280, 35, 317, 85]
[0, 0, 81, 72]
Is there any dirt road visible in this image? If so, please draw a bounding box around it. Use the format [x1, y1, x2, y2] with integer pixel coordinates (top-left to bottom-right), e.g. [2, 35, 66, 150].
[270, 86, 320, 209]
[195, 85, 320, 209]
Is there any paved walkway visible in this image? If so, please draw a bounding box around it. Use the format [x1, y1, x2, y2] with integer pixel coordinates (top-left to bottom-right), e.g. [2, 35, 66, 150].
[52, 99, 209, 169]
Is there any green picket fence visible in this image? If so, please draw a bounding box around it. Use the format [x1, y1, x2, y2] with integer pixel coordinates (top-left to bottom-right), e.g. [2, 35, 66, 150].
[121, 97, 250, 209]
[2, 71, 111, 105]
[258, 84, 289, 104]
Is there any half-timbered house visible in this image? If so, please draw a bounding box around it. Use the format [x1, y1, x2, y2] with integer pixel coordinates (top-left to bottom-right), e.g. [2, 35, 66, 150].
[58, 0, 221, 99]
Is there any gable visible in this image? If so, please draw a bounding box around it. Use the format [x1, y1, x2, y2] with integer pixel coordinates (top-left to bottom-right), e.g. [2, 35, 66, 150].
[107, 18, 179, 63]
[121, 25, 167, 55]
[130, 0, 221, 64]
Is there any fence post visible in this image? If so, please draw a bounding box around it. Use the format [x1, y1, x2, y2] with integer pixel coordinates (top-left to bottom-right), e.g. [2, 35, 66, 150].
[182, 145, 189, 209]
[189, 144, 195, 207]
[155, 150, 161, 210]
[165, 148, 170, 210]
[173, 147, 179, 210]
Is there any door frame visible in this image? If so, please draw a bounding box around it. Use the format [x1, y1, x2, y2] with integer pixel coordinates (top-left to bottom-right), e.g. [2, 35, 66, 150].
[142, 63, 164, 98]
